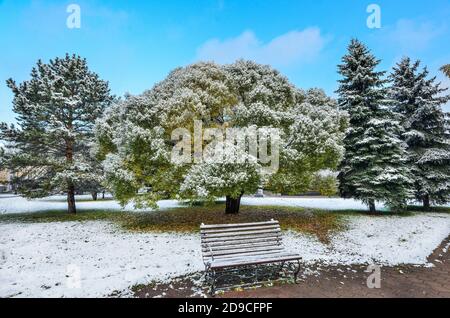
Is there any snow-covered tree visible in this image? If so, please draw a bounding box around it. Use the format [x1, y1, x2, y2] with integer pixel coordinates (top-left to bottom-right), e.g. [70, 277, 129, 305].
[337, 39, 412, 213]
[97, 60, 347, 214]
[0, 54, 113, 213]
[389, 57, 450, 208]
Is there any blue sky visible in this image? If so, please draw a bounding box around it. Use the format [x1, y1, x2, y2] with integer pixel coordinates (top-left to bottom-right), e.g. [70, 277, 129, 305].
[1, 0, 449, 124]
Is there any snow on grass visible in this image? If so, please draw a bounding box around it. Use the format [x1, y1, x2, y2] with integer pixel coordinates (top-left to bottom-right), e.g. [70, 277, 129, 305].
[1, 213, 449, 298]
[0, 221, 202, 298]
[0, 195, 377, 215]
[0, 195, 181, 215]
[241, 197, 382, 211]
[1, 195, 449, 215]
[284, 213, 450, 266]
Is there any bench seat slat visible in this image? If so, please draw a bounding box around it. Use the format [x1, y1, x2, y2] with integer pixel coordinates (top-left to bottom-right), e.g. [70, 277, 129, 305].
[202, 233, 281, 244]
[201, 224, 280, 234]
[202, 237, 281, 248]
[208, 249, 290, 260]
[201, 228, 281, 239]
[210, 253, 302, 269]
[201, 220, 278, 229]
[211, 251, 300, 263]
[202, 241, 281, 253]
[203, 246, 284, 258]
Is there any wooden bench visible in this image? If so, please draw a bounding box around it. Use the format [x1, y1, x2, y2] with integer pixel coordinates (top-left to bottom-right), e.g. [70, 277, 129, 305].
[201, 220, 302, 294]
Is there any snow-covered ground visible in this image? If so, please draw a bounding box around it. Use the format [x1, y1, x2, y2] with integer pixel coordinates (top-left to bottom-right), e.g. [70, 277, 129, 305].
[0, 195, 181, 215]
[0, 221, 202, 298]
[1, 213, 449, 298]
[241, 197, 383, 210]
[0, 194, 380, 215]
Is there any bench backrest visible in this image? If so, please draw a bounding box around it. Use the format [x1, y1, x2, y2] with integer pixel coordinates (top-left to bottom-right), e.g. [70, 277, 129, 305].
[200, 220, 283, 264]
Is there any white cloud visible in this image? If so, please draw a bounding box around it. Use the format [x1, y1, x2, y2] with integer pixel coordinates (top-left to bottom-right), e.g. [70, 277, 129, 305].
[196, 28, 326, 67]
[385, 19, 445, 52]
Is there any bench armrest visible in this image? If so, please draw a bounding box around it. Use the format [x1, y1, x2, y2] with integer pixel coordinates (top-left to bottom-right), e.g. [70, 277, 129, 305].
[202, 242, 215, 265]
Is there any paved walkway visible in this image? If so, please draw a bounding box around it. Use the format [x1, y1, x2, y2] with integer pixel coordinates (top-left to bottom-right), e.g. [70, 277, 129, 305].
[222, 236, 450, 298]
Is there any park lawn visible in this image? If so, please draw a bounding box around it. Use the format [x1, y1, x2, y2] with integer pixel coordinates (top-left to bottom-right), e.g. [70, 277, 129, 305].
[0, 204, 348, 242]
[1, 204, 448, 243]
[121, 205, 350, 243]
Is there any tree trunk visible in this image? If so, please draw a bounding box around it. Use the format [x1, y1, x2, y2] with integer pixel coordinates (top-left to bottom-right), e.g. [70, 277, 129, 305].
[91, 192, 98, 201]
[225, 194, 243, 214]
[102, 191, 105, 199]
[368, 200, 376, 214]
[67, 183, 77, 214]
[65, 133, 76, 214]
[423, 194, 430, 210]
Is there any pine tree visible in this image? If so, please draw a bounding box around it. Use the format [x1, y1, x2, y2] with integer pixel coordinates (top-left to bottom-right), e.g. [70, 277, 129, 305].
[0, 54, 113, 213]
[389, 57, 450, 208]
[337, 39, 412, 213]
[97, 61, 346, 214]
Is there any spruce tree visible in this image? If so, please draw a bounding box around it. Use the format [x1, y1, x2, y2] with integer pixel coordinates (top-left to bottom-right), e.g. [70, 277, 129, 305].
[0, 54, 113, 213]
[389, 57, 450, 208]
[337, 39, 412, 213]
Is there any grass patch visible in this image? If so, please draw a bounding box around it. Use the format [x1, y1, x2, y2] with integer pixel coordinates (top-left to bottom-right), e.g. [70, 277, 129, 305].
[0, 205, 346, 243]
[0, 209, 126, 224]
[407, 205, 450, 214]
[39, 197, 115, 203]
[1, 203, 446, 243]
[120, 205, 346, 243]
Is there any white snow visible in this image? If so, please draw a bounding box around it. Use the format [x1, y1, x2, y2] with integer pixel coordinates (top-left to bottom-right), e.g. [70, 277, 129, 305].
[2, 194, 448, 215]
[0, 195, 181, 215]
[284, 213, 450, 266]
[0, 221, 203, 298]
[0, 195, 385, 215]
[1, 213, 449, 298]
[240, 197, 383, 210]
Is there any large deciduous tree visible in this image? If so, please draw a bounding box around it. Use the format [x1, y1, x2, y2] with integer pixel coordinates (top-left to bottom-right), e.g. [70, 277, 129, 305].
[337, 39, 412, 213]
[389, 57, 450, 208]
[0, 54, 113, 213]
[97, 60, 346, 214]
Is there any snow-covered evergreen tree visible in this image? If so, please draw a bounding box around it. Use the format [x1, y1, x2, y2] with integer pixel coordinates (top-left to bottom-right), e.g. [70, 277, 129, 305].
[0, 54, 113, 213]
[337, 39, 412, 213]
[97, 60, 347, 214]
[389, 57, 450, 208]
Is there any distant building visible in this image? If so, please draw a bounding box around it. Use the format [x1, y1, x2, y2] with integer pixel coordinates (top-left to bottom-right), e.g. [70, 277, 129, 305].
[0, 170, 13, 193]
[0, 170, 7, 192]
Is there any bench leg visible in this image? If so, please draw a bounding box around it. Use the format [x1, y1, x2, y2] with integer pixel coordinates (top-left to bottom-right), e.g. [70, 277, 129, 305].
[293, 260, 301, 283]
[204, 265, 216, 296]
[209, 270, 216, 296]
[210, 280, 216, 296]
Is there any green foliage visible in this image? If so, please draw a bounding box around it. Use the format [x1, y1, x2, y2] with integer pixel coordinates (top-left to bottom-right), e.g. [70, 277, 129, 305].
[311, 173, 338, 197]
[390, 57, 450, 205]
[96, 61, 347, 209]
[0, 54, 113, 203]
[337, 40, 413, 211]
